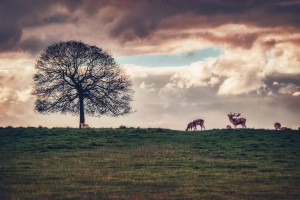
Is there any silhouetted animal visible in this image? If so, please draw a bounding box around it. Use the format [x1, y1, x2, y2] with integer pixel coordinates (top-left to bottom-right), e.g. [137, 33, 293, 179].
[226, 125, 231, 129]
[186, 122, 196, 131]
[193, 119, 205, 131]
[80, 123, 89, 128]
[274, 122, 291, 130]
[274, 122, 281, 130]
[228, 113, 246, 128]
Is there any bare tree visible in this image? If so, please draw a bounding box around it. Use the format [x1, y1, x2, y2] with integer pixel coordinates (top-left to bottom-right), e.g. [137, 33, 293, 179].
[32, 41, 134, 128]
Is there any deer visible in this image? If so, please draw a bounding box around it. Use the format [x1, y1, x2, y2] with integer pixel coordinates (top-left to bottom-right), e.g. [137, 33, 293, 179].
[193, 119, 205, 131]
[226, 125, 232, 129]
[227, 113, 246, 129]
[274, 122, 291, 130]
[274, 122, 281, 130]
[80, 123, 89, 128]
[186, 122, 196, 131]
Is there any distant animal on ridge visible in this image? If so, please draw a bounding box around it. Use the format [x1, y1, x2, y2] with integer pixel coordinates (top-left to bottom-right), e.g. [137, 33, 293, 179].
[274, 122, 291, 130]
[80, 123, 89, 128]
[186, 122, 196, 131]
[226, 125, 232, 129]
[193, 119, 205, 131]
[228, 113, 246, 129]
[274, 122, 281, 130]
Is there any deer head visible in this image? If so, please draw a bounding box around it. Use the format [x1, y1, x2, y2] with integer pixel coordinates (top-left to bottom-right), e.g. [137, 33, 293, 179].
[228, 113, 241, 118]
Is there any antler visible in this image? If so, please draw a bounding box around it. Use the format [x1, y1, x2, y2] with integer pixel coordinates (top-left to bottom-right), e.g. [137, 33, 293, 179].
[228, 112, 241, 117]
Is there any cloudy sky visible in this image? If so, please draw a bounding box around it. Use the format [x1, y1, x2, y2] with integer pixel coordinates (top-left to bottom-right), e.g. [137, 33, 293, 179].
[0, 0, 300, 130]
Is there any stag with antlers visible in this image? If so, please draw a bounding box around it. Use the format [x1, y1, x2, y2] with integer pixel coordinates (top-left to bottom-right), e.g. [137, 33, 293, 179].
[227, 113, 246, 129]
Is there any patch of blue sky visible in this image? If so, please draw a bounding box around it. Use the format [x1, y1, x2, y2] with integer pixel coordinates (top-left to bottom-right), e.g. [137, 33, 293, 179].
[116, 47, 223, 67]
[266, 51, 274, 60]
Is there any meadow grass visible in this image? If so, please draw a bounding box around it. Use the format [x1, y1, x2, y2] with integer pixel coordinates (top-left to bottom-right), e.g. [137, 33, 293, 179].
[0, 127, 300, 199]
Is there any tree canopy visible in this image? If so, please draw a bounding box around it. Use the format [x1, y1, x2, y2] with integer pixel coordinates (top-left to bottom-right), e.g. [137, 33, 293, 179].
[32, 40, 134, 127]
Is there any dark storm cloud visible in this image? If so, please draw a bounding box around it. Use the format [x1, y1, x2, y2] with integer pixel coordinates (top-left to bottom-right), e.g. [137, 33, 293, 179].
[0, 0, 48, 51]
[102, 0, 300, 41]
[1, 0, 300, 53]
[0, 0, 76, 53]
[264, 73, 300, 86]
[0, 24, 22, 51]
[263, 73, 300, 94]
[21, 13, 77, 28]
[18, 37, 58, 55]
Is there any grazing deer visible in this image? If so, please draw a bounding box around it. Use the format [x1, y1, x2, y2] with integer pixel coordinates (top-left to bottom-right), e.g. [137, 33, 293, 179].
[227, 113, 246, 129]
[280, 127, 291, 130]
[80, 123, 89, 128]
[186, 122, 196, 131]
[274, 122, 291, 130]
[193, 119, 205, 131]
[226, 125, 232, 129]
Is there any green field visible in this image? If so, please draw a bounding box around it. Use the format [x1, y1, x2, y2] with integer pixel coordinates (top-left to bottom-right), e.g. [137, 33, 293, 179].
[0, 127, 300, 199]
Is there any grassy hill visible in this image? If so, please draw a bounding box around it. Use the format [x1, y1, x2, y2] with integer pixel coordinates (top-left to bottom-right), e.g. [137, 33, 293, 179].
[0, 127, 300, 199]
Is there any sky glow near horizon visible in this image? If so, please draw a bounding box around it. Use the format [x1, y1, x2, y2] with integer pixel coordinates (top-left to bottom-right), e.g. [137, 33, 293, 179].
[0, 0, 300, 130]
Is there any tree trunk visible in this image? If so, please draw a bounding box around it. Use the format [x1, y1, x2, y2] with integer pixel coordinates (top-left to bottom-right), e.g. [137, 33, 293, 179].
[79, 95, 85, 128]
